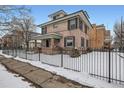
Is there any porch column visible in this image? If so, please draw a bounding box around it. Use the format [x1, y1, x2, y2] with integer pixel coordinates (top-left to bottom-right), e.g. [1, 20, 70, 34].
[51, 38, 54, 49]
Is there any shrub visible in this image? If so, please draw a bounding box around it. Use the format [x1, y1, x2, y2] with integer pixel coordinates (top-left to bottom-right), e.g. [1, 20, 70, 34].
[70, 48, 81, 58]
[86, 48, 93, 52]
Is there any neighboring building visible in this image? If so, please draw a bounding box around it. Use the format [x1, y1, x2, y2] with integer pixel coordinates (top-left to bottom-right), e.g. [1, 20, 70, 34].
[2, 30, 40, 49]
[2, 32, 16, 48]
[32, 10, 92, 53]
[89, 24, 112, 49]
[29, 40, 41, 49]
[22, 31, 41, 49]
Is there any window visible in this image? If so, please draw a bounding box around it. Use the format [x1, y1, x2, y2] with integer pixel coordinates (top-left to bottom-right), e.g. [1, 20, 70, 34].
[86, 40, 89, 47]
[68, 18, 77, 30]
[84, 24, 89, 34]
[66, 38, 73, 47]
[53, 15, 60, 20]
[84, 24, 87, 34]
[53, 24, 58, 28]
[42, 26, 47, 34]
[79, 19, 83, 30]
[64, 36, 75, 47]
[81, 37, 85, 47]
[53, 16, 57, 20]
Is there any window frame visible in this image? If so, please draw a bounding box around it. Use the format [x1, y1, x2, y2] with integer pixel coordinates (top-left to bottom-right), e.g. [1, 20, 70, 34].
[68, 18, 77, 30]
[81, 37, 85, 47]
[84, 24, 89, 34]
[53, 24, 58, 28]
[79, 18, 83, 31]
[64, 36, 75, 48]
[86, 39, 89, 47]
[42, 26, 47, 34]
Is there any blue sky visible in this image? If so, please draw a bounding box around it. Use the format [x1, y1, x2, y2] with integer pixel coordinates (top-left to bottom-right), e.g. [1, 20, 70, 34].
[28, 5, 124, 34]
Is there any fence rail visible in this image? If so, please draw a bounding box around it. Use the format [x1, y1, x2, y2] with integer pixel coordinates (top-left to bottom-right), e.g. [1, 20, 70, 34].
[2, 48, 124, 85]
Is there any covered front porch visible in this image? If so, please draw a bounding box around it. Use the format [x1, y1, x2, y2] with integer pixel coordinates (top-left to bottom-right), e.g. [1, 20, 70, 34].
[31, 33, 62, 54]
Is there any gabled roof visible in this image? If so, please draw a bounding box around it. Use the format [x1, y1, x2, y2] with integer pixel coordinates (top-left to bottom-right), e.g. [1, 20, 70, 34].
[38, 10, 93, 28]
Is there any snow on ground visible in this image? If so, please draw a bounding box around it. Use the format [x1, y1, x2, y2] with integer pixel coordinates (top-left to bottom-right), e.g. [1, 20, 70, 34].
[1, 50, 124, 88]
[0, 50, 13, 58]
[0, 64, 34, 88]
[5, 49, 124, 84]
[14, 56, 124, 88]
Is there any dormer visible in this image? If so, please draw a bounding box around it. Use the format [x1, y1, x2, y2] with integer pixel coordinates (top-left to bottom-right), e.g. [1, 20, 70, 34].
[48, 10, 67, 20]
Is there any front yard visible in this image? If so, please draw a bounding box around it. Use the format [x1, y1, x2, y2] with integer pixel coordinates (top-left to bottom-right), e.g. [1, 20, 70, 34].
[2, 49, 124, 86]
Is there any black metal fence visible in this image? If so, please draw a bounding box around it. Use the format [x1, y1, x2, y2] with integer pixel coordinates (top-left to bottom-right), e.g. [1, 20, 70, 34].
[2, 47, 124, 85]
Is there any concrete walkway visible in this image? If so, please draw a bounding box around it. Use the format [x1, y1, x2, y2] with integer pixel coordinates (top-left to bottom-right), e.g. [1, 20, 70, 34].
[0, 55, 89, 88]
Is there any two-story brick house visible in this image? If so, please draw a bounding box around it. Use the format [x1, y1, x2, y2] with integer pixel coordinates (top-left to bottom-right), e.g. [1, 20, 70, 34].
[32, 10, 92, 53]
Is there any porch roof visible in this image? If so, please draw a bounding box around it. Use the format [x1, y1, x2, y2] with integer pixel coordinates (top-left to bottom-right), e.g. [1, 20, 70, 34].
[31, 33, 62, 40]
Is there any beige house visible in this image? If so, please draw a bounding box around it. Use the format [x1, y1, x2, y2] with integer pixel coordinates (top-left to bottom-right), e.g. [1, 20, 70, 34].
[32, 10, 92, 53]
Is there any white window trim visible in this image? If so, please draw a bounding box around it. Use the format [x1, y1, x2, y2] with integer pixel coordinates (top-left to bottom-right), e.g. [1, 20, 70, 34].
[66, 37, 74, 47]
[69, 18, 77, 30]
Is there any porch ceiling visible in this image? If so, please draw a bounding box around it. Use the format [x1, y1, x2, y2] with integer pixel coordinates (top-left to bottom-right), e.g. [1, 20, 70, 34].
[31, 33, 62, 40]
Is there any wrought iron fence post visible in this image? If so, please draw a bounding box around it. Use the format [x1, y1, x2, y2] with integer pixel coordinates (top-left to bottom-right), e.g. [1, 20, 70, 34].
[8, 48, 10, 55]
[12, 47, 14, 56]
[7, 48, 9, 55]
[108, 46, 111, 83]
[26, 48, 27, 59]
[15, 43, 17, 57]
[61, 50, 63, 67]
[14, 47, 17, 57]
[39, 48, 41, 61]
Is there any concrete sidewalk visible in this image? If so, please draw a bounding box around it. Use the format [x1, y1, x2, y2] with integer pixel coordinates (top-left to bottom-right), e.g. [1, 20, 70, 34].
[0, 55, 89, 88]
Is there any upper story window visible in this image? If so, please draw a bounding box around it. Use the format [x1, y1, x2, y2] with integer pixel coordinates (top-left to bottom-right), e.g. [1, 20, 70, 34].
[84, 24, 89, 34]
[68, 18, 77, 30]
[53, 16, 57, 20]
[42, 26, 47, 34]
[53, 24, 58, 28]
[53, 15, 60, 20]
[79, 19, 83, 30]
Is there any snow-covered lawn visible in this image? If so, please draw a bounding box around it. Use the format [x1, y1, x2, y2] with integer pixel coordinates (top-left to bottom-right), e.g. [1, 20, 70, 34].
[0, 64, 34, 88]
[1, 50, 124, 88]
[9, 50, 124, 84]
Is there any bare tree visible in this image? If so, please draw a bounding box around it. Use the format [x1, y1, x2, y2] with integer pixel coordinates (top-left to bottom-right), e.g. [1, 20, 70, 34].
[113, 18, 124, 49]
[10, 14, 36, 50]
[0, 5, 35, 50]
[0, 5, 30, 36]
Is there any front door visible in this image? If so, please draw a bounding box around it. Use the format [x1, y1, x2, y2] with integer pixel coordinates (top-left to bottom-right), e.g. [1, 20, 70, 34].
[46, 39, 50, 47]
